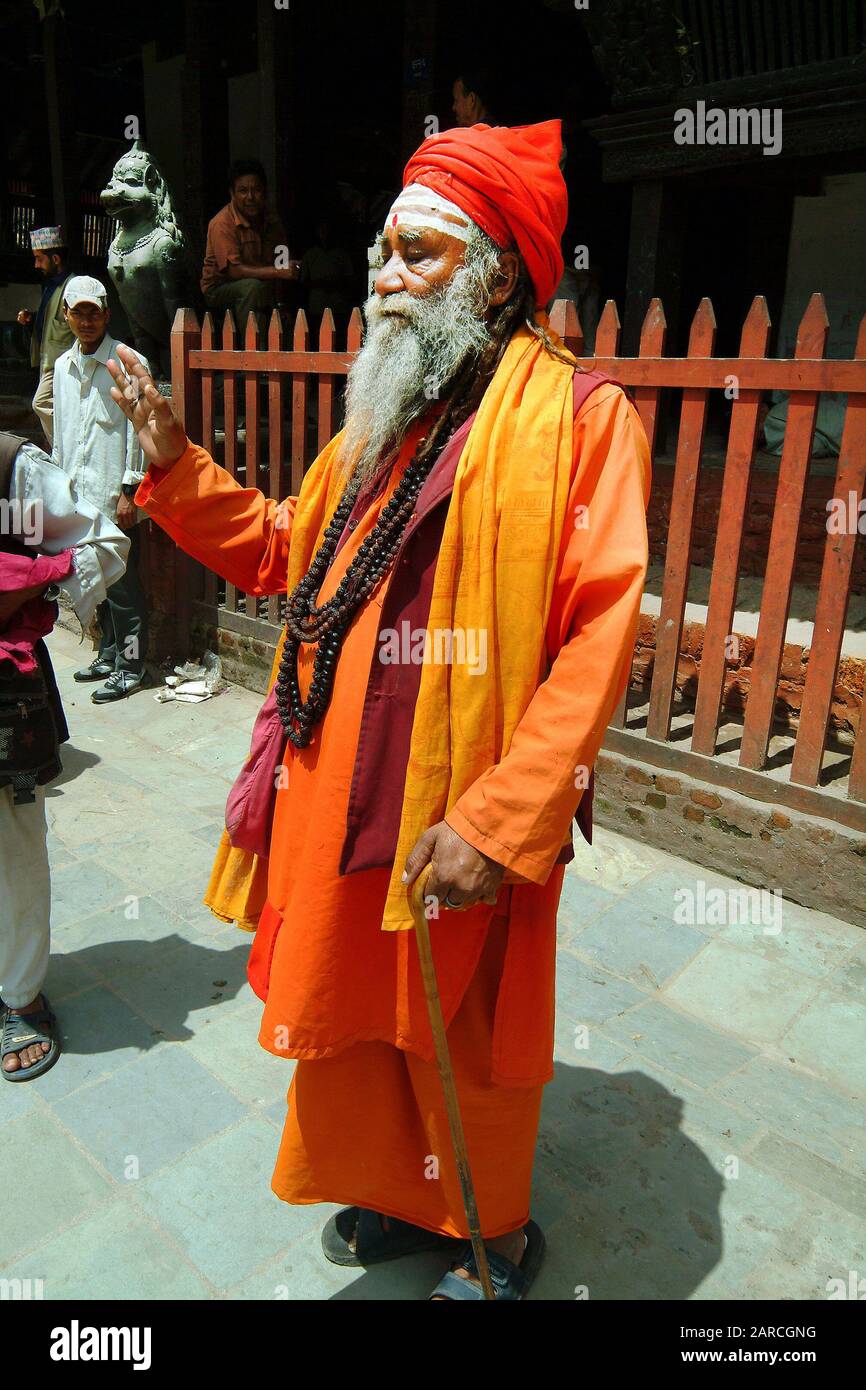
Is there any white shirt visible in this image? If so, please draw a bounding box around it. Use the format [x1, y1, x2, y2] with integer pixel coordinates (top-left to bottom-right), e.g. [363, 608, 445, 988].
[11, 441, 130, 630]
[51, 333, 149, 523]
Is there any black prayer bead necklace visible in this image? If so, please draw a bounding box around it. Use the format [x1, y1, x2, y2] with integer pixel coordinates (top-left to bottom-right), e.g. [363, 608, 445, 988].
[274, 441, 438, 747]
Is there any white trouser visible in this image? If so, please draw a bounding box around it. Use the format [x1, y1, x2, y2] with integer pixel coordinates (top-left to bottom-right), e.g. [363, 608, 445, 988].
[0, 785, 50, 1009]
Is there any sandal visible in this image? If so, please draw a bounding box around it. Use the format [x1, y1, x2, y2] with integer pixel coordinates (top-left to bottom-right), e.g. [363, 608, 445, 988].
[428, 1219, 545, 1300]
[322, 1206, 458, 1267]
[1, 997, 61, 1083]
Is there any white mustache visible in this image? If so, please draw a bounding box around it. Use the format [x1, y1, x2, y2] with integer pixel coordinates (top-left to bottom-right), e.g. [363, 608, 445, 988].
[366, 291, 421, 323]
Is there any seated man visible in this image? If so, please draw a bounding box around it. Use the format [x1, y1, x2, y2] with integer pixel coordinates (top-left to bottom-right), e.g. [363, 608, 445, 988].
[201, 159, 300, 326]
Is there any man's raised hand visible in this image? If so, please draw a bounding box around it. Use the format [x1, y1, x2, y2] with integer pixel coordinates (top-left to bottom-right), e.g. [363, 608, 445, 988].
[106, 346, 188, 472]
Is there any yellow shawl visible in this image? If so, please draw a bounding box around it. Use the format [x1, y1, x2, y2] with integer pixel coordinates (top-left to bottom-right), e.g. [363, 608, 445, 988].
[205, 317, 576, 933]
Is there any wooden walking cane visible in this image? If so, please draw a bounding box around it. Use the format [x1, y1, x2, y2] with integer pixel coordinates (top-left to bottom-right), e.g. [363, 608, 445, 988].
[409, 864, 496, 1301]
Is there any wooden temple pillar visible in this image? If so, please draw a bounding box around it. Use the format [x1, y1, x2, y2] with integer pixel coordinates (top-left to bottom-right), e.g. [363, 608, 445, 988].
[257, 0, 297, 236]
[623, 178, 685, 357]
[42, 9, 80, 255]
[401, 0, 438, 164]
[181, 0, 229, 264]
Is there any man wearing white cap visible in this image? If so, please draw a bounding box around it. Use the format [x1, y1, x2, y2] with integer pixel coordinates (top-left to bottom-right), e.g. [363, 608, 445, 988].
[52, 276, 150, 701]
[16, 226, 74, 446]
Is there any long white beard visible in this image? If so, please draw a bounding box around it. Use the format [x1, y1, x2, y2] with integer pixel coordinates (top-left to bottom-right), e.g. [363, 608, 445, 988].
[341, 254, 497, 484]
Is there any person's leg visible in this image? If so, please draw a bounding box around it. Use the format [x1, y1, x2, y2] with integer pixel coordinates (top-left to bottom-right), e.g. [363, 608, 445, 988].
[111, 526, 148, 677]
[31, 367, 55, 447]
[96, 597, 118, 668]
[0, 786, 52, 1074]
[205, 278, 273, 330]
[91, 528, 146, 701]
[74, 598, 115, 681]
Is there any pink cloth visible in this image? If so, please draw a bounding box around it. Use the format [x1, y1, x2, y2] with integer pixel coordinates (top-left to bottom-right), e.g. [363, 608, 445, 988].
[224, 687, 283, 859]
[0, 549, 72, 674]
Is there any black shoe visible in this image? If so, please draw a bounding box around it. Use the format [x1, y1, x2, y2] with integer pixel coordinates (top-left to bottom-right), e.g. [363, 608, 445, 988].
[91, 671, 148, 704]
[74, 660, 114, 683]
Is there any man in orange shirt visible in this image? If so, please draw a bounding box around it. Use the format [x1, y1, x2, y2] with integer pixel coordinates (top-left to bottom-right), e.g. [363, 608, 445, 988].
[200, 159, 300, 325]
[110, 122, 650, 1301]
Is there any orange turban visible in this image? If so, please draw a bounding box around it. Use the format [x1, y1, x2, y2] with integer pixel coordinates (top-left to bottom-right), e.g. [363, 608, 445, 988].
[402, 120, 567, 306]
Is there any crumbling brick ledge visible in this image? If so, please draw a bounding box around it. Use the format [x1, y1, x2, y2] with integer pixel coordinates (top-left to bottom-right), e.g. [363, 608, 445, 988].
[594, 750, 866, 930]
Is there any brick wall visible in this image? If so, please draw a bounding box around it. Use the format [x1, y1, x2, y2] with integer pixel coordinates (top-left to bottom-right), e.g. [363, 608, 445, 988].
[632, 614, 863, 739]
[594, 750, 866, 928]
[189, 617, 274, 694]
[647, 461, 866, 593]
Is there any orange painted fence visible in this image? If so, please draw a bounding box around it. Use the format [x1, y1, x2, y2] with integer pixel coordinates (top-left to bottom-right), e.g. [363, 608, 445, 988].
[170, 294, 866, 829]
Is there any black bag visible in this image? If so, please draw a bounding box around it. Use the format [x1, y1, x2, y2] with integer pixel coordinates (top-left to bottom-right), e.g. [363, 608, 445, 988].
[0, 661, 61, 804]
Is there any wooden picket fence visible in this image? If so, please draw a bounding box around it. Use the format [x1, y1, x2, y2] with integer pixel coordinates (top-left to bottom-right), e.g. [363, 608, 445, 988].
[170, 293, 866, 830]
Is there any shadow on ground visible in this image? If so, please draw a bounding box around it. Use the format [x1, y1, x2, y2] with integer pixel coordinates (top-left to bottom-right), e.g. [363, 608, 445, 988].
[46, 743, 101, 791]
[47, 936, 251, 1049]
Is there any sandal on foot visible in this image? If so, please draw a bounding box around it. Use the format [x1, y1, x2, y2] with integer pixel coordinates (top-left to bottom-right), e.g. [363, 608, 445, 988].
[1, 998, 61, 1083]
[322, 1206, 458, 1267]
[428, 1219, 546, 1300]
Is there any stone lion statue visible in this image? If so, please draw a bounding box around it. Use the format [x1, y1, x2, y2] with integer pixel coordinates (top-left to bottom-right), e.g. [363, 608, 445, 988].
[101, 142, 191, 378]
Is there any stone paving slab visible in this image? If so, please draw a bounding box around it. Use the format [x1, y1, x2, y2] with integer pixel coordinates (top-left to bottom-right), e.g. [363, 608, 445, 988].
[0, 1201, 212, 1301]
[1, 625, 863, 1301]
[0, 1111, 113, 1265]
[50, 1045, 249, 1181]
[664, 939, 821, 1046]
[136, 1116, 321, 1289]
[712, 1058, 865, 1178]
[599, 996, 758, 1088]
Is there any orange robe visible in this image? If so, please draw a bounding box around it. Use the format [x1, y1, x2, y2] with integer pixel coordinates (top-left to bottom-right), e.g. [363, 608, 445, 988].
[138, 382, 650, 1238]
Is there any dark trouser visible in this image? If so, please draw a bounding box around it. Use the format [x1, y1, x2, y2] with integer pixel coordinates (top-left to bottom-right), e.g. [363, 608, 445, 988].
[204, 277, 276, 327]
[97, 524, 148, 676]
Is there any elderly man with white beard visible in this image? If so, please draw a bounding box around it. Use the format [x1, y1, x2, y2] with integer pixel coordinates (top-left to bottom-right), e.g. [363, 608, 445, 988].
[108, 121, 650, 1300]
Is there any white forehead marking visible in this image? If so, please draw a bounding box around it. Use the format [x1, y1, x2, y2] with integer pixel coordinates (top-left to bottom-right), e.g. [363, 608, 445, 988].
[385, 183, 472, 243]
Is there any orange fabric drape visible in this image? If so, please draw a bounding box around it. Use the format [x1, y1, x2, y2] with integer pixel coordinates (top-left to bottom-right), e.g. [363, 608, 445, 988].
[272, 916, 543, 1239]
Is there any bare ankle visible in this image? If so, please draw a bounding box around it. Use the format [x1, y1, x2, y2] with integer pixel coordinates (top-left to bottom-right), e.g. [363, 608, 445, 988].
[9, 995, 42, 1015]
